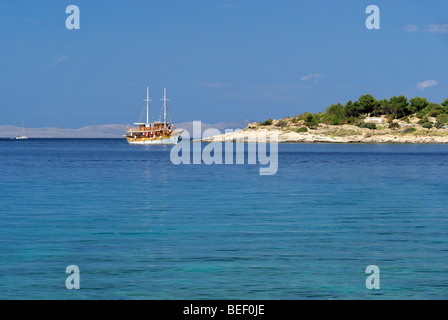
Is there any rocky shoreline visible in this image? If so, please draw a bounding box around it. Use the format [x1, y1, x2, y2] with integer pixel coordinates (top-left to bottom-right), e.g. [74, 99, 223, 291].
[199, 118, 448, 144]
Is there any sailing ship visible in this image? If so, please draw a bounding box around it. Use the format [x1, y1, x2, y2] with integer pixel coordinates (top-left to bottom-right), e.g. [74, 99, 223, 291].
[12, 122, 29, 140]
[125, 87, 182, 145]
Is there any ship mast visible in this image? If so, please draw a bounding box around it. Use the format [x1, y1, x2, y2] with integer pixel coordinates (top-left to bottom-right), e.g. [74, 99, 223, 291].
[23, 121, 28, 138]
[161, 88, 169, 128]
[143, 87, 152, 127]
[143, 86, 152, 126]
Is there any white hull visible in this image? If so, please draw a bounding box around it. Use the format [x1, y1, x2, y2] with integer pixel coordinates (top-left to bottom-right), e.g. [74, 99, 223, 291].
[127, 134, 180, 145]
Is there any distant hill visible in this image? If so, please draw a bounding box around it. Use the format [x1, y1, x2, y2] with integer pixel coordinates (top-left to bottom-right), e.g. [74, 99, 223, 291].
[0, 124, 127, 138]
[0, 120, 253, 138]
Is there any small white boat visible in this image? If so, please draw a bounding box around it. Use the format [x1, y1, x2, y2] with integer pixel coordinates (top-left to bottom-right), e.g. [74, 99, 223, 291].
[12, 122, 29, 140]
[13, 135, 28, 140]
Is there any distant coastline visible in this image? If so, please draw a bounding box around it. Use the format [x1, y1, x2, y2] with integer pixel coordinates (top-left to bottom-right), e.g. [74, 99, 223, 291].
[0, 121, 251, 139]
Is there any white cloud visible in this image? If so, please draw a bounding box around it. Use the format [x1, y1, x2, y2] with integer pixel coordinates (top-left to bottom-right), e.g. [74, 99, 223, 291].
[426, 24, 448, 34]
[51, 55, 68, 68]
[300, 73, 323, 83]
[403, 24, 419, 33]
[417, 79, 439, 91]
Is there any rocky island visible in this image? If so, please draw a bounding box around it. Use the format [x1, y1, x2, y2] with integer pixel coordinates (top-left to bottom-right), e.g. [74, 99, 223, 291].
[202, 95, 448, 144]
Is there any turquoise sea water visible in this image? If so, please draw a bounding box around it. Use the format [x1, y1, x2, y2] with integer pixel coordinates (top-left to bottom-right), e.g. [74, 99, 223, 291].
[1, 139, 448, 299]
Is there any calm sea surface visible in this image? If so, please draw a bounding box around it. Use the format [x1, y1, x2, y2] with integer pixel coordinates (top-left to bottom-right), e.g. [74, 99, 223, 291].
[1, 139, 448, 299]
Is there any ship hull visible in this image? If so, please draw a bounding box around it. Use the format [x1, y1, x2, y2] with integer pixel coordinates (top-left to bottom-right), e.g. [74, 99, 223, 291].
[126, 134, 180, 145]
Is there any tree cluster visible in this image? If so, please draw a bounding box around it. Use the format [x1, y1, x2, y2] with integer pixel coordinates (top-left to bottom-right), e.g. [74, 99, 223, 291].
[296, 95, 448, 128]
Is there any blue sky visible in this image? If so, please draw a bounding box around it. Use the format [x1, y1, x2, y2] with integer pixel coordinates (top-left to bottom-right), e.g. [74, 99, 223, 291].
[0, 0, 447, 127]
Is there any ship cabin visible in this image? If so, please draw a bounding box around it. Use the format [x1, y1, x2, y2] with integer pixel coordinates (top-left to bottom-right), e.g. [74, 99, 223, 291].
[126, 121, 174, 139]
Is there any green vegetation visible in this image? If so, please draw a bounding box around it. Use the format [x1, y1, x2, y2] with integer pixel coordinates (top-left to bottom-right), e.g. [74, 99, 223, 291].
[302, 112, 322, 129]
[296, 94, 448, 128]
[356, 121, 377, 130]
[418, 118, 433, 129]
[402, 127, 416, 134]
[261, 118, 273, 126]
[275, 120, 287, 127]
[296, 127, 308, 133]
[434, 122, 444, 129]
[437, 113, 448, 125]
[388, 122, 400, 130]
